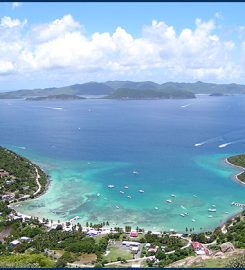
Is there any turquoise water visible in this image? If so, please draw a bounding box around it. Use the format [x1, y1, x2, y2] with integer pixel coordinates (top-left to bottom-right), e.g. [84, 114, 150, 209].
[0, 95, 244, 232]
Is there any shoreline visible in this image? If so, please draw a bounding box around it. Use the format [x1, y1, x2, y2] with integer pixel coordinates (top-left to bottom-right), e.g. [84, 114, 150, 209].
[224, 157, 245, 186]
[9, 156, 245, 234]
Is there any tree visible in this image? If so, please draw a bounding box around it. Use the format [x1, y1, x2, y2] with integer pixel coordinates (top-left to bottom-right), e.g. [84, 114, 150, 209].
[55, 258, 67, 268]
[226, 254, 245, 268]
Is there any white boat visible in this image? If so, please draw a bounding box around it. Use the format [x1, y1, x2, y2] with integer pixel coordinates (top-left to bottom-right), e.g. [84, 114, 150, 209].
[97, 193, 100, 197]
[181, 205, 186, 210]
[127, 195, 132, 199]
[192, 219, 196, 222]
[208, 215, 213, 218]
[180, 214, 185, 217]
[154, 207, 159, 210]
[108, 185, 115, 188]
[208, 208, 216, 212]
[184, 212, 189, 216]
[212, 204, 216, 208]
[166, 199, 172, 203]
[225, 211, 229, 214]
[132, 171, 139, 175]
[124, 186, 129, 189]
[115, 205, 120, 209]
[193, 195, 198, 198]
[171, 194, 176, 197]
[119, 191, 124, 194]
[139, 189, 144, 193]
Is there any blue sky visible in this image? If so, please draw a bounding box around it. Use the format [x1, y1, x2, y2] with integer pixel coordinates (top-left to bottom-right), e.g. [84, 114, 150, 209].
[0, 2, 245, 90]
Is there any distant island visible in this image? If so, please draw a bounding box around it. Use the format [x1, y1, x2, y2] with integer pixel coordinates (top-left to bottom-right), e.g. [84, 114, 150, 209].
[209, 93, 226, 97]
[227, 154, 245, 184]
[26, 94, 85, 101]
[105, 88, 195, 99]
[1, 81, 245, 100]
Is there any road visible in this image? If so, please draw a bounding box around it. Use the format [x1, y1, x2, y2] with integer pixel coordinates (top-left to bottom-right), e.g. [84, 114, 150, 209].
[33, 167, 41, 196]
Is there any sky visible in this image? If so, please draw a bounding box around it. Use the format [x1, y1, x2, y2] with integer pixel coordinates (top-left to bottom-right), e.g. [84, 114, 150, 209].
[1, 2, 245, 91]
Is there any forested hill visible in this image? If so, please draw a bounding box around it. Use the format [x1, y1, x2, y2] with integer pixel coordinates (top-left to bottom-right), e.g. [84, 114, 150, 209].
[0, 146, 47, 200]
[105, 88, 195, 99]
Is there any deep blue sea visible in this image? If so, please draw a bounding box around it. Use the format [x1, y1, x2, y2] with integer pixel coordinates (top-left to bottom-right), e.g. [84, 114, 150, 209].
[0, 95, 244, 232]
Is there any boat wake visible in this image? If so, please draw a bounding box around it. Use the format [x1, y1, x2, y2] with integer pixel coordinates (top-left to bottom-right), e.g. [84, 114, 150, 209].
[218, 138, 245, 148]
[40, 106, 63, 110]
[14, 146, 26, 150]
[181, 104, 192, 108]
[194, 136, 223, 147]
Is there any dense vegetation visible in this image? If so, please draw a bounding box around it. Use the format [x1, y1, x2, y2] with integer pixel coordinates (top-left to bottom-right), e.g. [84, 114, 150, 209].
[0, 254, 55, 268]
[190, 210, 245, 248]
[105, 88, 195, 99]
[1, 80, 245, 99]
[228, 154, 245, 183]
[26, 94, 85, 101]
[140, 232, 187, 252]
[0, 146, 48, 200]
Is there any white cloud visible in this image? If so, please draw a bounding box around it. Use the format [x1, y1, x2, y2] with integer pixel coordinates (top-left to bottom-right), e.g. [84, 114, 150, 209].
[0, 14, 243, 86]
[215, 12, 224, 20]
[0, 16, 24, 28]
[12, 2, 22, 9]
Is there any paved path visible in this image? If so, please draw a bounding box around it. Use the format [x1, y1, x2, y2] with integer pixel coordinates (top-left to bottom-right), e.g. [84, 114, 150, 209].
[33, 167, 41, 196]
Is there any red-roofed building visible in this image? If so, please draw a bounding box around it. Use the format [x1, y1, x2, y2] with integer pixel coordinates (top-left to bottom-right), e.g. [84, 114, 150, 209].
[192, 242, 203, 249]
[204, 248, 209, 255]
[130, 231, 138, 237]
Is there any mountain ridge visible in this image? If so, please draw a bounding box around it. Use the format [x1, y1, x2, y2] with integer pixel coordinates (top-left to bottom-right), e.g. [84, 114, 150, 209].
[0, 81, 245, 99]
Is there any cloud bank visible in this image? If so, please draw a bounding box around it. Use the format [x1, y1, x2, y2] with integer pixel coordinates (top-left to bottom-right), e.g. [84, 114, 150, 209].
[0, 14, 243, 88]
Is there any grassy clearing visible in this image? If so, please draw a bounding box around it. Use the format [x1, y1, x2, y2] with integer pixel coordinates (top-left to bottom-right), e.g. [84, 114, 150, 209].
[104, 246, 133, 262]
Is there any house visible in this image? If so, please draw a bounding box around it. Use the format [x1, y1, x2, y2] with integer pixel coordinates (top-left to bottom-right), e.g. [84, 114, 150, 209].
[122, 241, 140, 247]
[6, 180, 15, 185]
[87, 229, 99, 236]
[192, 242, 203, 249]
[2, 193, 15, 201]
[20, 236, 32, 242]
[130, 231, 138, 237]
[131, 246, 139, 254]
[10, 240, 20, 247]
[148, 247, 158, 254]
[0, 169, 9, 177]
[192, 241, 209, 255]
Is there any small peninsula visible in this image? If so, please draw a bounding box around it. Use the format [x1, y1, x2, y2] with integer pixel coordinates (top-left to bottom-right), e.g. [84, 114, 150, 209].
[26, 94, 85, 101]
[0, 146, 48, 202]
[227, 154, 245, 184]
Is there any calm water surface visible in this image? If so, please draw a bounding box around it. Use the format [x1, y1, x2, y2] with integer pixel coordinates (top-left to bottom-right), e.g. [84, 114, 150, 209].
[0, 95, 244, 232]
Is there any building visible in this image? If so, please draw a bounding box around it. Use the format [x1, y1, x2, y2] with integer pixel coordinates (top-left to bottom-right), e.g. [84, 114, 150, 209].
[87, 229, 99, 236]
[10, 240, 20, 247]
[131, 246, 139, 254]
[20, 236, 32, 242]
[0, 169, 9, 177]
[130, 231, 138, 237]
[122, 241, 140, 247]
[192, 242, 209, 255]
[148, 247, 158, 254]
